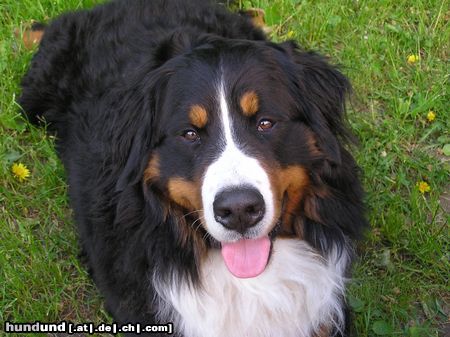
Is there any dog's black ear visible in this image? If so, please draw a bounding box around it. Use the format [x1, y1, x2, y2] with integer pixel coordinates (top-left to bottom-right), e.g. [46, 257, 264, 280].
[115, 32, 213, 191]
[277, 41, 351, 166]
[117, 32, 196, 191]
[115, 126, 152, 192]
[113, 65, 172, 192]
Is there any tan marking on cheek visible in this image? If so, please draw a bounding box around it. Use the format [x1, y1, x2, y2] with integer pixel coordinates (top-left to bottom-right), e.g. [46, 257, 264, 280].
[265, 164, 310, 238]
[277, 166, 310, 212]
[147, 169, 207, 260]
[143, 154, 160, 184]
[240, 91, 259, 117]
[189, 104, 208, 128]
[167, 178, 202, 211]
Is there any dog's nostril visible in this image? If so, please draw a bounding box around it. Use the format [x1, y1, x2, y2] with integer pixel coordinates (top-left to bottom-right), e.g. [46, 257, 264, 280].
[215, 208, 232, 219]
[213, 187, 265, 233]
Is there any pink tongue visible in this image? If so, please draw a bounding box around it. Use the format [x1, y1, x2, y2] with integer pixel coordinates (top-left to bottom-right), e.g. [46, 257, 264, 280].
[221, 236, 271, 278]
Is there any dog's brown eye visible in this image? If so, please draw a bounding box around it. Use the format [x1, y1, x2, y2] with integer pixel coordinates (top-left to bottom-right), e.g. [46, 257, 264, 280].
[182, 130, 200, 142]
[257, 119, 274, 132]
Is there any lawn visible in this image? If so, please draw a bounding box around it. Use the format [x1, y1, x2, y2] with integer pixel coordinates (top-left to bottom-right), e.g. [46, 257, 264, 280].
[0, 0, 448, 336]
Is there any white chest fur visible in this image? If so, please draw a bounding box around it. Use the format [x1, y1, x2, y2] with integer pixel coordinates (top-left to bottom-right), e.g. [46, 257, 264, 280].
[153, 239, 347, 337]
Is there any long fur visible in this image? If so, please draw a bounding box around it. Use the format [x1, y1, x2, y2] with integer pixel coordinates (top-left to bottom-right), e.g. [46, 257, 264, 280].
[154, 239, 348, 337]
[19, 1, 367, 336]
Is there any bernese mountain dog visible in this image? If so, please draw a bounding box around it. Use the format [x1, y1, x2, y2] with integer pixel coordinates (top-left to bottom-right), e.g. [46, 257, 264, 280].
[19, 0, 367, 336]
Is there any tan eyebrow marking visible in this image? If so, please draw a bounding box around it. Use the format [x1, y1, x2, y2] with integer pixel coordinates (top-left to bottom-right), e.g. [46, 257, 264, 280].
[189, 104, 208, 128]
[240, 91, 259, 117]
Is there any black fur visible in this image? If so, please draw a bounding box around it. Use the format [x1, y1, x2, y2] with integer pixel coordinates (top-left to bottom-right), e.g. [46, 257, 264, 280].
[19, 1, 367, 336]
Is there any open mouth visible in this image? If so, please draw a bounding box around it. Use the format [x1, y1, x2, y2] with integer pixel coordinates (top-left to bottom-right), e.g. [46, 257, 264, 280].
[201, 184, 287, 279]
[219, 220, 282, 279]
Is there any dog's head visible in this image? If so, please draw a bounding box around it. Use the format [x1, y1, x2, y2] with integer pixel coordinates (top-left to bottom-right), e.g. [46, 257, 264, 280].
[115, 35, 364, 278]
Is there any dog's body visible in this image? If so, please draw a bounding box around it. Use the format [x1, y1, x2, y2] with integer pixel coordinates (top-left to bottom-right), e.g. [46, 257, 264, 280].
[20, 1, 367, 336]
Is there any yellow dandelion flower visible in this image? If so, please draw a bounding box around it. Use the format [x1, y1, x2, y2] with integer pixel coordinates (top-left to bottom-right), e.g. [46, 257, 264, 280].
[12, 163, 30, 182]
[426, 110, 436, 122]
[407, 54, 419, 65]
[287, 31, 294, 38]
[417, 181, 430, 194]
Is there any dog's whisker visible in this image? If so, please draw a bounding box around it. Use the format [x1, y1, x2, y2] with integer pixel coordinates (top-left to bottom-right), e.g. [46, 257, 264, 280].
[202, 231, 211, 241]
[191, 217, 202, 229]
[181, 209, 203, 220]
[191, 215, 205, 233]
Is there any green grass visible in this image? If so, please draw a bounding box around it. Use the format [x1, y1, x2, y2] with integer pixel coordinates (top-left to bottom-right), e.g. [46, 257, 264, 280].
[1, 0, 448, 336]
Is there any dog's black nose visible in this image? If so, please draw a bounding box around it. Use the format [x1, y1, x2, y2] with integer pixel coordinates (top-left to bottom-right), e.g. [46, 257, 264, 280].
[213, 187, 265, 233]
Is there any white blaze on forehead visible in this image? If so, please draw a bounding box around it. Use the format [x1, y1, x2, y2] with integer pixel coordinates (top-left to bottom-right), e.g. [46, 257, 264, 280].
[201, 81, 275, 242]
[219, 82, 234, 146]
